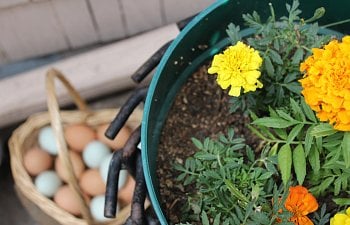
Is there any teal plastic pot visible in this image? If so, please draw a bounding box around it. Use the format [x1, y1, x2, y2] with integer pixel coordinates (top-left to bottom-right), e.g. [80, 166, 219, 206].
[142, 0, 350, 224]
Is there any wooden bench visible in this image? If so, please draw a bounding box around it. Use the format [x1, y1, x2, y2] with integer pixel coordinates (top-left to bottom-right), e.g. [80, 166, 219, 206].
[0, 24, 180, 128]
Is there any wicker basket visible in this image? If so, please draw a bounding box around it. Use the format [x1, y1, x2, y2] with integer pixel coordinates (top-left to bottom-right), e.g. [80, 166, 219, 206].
[9, 69, 142, 225]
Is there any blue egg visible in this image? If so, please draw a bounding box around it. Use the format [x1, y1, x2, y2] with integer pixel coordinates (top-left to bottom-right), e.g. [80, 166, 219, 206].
[35, 170, 62, 197]
[90, 195, 115, 222]
[38, 126, 58, 155]
[83, 141, 111, 168]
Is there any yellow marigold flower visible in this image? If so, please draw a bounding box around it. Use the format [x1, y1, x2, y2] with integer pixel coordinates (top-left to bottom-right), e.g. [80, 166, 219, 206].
[299, 36, 350, 131]
[330, 207, 350, 225]
[284, 186, 318, 225]
[208, 41, 263, 97]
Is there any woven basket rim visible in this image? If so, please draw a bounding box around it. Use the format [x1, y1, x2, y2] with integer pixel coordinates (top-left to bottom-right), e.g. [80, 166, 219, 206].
[9, 108, 143, 225]
[9, 68, 144, 225]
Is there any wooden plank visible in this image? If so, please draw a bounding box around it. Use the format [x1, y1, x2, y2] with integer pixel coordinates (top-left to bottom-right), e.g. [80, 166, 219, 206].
[89, 0, 126, 42]
[0, 0, 27, 9]
[0, 9, 22, 62]
[51, 0, 98, 48]
[0, 24, 180, 128]
[162, 0, 215, 24]
[0, 43, 9, 65]
[121, 0, 163, 36]
[0, 1, 68, 62]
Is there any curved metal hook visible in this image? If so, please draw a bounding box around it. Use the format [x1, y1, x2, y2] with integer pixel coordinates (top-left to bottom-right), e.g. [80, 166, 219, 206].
[124, 151, 146, 224]
[104, 126, 141, 218]
[130, 14, 197, 84]
[131, 41, 172, 83]
[104, 150, 123, 218]
[105, 87, 148, 140]
[104, 13, 197, 225]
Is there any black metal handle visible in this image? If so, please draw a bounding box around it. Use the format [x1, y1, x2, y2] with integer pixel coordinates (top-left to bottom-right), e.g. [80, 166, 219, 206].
[104, 14, 196, 225]
[131, 41, 172, 83]
[105, 87, 148, 140]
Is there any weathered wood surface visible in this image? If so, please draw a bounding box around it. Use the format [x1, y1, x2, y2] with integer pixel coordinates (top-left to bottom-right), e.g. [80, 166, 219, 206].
[88, 0, 125, 42]
[0, 0, 215, 65]
[0, 0, 28, 8]
[0, 24, 180, 128]
[121, 0, 163, 36]
[51, 0, 99, 49]
[162, 0, 216, 23]
[0, 1, 68, 62]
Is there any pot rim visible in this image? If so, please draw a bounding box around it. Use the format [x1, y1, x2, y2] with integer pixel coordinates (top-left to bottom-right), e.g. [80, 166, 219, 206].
[141, 0, 348, 224]
[141, 0, 228, 224]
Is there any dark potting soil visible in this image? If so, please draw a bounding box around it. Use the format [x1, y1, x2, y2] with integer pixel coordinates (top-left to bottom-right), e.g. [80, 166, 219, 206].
[156, 63, 260, 224]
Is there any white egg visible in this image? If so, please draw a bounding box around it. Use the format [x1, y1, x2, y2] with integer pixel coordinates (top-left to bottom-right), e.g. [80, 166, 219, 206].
[83, 141, 111, 168]
[99, 153, 127, 189]
[90, 195, 118, 222]
[35, 170, 62, 197]
[38, 126, 58, 155]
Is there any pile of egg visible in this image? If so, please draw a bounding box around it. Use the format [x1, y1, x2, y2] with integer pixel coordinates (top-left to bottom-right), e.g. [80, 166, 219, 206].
[23, 123, 135, 222]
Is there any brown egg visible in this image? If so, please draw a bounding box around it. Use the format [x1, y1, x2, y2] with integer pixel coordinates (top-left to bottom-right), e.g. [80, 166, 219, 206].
[118, 176, 135, 205]
[24, 147, 53, 176]
[54, 185, 89, 216]
[64, 124, 96, 152]
[79, 169, 106, 196]
[96, 124, 131, 150]
[55, 151, 85, 182]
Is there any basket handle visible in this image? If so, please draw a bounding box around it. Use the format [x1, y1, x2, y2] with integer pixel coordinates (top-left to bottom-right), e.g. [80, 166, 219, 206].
[45, 68, 94, 223]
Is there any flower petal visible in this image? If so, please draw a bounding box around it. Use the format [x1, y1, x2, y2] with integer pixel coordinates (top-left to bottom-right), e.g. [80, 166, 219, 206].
[228, 86, 241, 97]
[300, 36, 350, 131]
[207, 41, 263, 96]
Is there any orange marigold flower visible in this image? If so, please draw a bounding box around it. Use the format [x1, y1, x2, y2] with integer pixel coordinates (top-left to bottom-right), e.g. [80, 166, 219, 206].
[299, 36, 350, 131]
[284, 186, 318, 225]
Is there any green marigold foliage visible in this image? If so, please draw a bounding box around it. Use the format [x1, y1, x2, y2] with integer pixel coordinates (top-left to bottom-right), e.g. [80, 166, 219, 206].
[226, 1, 331, 114]
[173, 1, 349, 224]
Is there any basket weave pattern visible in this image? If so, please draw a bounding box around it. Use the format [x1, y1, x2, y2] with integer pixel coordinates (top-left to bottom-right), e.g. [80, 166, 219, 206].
[9, 69, 141, 225]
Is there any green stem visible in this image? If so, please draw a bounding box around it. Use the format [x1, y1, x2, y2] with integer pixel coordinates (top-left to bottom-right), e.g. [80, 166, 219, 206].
[248, 159, 264, 174]
[247, 124, 270, 141]
[247, 124, 280, 143]
[269, 2, 276, 22]
[269, 215, 278, 225]
[301, 45, 312, 53]
[247, 124, 308, 145]
[321, 18, 350, 28]
[224, 179, 249, 207]
[217, 154, 223, 168]
[181, 170, 198, 176]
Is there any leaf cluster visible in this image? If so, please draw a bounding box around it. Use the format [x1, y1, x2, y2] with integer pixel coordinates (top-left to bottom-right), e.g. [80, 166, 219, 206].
[174, 1, 349, 224]
[311, 204, 331, 225]
[226, 0, 332, 114]
[174, 129, 295, 225]
[250, 97, 350, 206]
